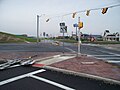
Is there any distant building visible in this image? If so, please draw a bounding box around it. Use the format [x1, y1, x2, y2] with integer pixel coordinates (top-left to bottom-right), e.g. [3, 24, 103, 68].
[72, 33, 102, 41]
[103, 30, 120, 41]
[72, 34, 77, 39]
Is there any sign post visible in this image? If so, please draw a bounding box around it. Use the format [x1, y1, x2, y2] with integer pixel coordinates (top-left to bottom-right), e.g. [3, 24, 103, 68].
[60, 23, 67, 53]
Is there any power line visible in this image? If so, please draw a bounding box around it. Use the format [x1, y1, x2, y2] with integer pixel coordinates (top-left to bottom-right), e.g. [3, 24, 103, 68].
[46, 3, 120, 21]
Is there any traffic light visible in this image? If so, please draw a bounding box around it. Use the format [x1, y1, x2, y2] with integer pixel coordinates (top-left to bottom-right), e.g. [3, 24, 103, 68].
[46, 19, 49, 22]
[43, 32, 45, 36]
[72, 12, 76, 18]
[102, 8, 108, 14]
[78, 22, 83, 29]
[86, 10, 90, 16]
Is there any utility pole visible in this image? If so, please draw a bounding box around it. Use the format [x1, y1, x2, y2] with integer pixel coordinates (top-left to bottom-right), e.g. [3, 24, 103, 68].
[37, 15, 39, 43]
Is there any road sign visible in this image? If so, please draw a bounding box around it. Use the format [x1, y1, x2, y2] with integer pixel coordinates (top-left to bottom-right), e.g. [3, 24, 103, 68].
[73, 24, 78, 27]
[60, 26, 67, 33]
[60, 22, 65, 26]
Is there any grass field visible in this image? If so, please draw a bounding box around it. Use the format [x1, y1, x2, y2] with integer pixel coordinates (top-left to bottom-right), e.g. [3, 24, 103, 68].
[56, 39, 120, 44]
[0, 32, 37, 43]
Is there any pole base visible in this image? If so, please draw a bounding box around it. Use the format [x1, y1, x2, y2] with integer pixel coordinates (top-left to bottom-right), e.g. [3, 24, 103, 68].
[76, 53, 87, 57]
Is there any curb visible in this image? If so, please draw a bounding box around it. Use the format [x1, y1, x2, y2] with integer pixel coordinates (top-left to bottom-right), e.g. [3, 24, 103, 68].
[43, 66, 120, 85]
[34, 55, 60, 62]
[34, 54, 76, 63]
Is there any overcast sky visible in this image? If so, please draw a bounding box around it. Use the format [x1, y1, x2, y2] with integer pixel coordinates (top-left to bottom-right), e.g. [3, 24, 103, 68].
[0, 0, 120, 37]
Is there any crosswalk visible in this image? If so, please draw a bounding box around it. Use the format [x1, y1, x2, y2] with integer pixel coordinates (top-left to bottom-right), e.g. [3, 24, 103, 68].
[91, 54, 120, 65]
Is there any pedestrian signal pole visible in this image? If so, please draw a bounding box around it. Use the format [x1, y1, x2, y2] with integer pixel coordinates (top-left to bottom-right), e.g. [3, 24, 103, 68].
[78, 17, 81, 56]
[77, 17, 83, 56]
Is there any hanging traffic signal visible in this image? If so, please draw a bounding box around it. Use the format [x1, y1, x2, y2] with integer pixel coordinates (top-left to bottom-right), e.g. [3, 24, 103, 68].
[86, 10, 90, 16]
[46, 19, 49, 22]
[72, 12, 76, 18]
[102, 8, 108, 14]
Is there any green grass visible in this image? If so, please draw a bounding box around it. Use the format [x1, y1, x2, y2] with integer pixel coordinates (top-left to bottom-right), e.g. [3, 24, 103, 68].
[54, 39, 77, 43]
[55, 39, 120, 44]
[15, 35, 37, 42]
[0, 32, 37, 43]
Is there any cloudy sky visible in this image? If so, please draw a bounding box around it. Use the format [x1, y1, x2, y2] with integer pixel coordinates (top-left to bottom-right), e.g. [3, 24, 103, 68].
[0, 0, 120, 37]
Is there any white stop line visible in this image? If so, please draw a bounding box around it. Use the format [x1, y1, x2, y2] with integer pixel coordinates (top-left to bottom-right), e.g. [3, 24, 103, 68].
[0, 69, 46, 86]
[30, 75, 75, 90]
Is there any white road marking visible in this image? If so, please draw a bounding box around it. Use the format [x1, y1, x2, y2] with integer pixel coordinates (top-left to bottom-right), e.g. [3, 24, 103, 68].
[97, 57, 120, 60]
[91, 55, 120, 57]
[8, 64, 20, 68]
[89, 54, 120, 64]
[0, 69, 46, 86]
[65, 47, 76, 53]
[107, 61, 120, 63]
[97, 50, 120, 56]
[30, 75, 75, 90]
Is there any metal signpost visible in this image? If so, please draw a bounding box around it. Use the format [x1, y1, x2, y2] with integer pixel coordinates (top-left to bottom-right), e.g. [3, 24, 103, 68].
[60, 22, 67, 53]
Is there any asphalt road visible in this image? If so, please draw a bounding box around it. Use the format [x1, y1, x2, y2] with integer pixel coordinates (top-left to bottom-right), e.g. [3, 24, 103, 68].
[0, 43, 69, 52]
[0, 41, 120, 65]
[0, 42, 120, 90]
[0, 66, 120, 90]
[64, 43, 120, 65]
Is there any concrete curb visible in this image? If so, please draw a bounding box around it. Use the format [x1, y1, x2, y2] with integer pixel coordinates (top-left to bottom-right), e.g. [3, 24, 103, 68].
[34, 54, 76, 63]
[43, 66, 120, 85]
[34, 55, 60, 62]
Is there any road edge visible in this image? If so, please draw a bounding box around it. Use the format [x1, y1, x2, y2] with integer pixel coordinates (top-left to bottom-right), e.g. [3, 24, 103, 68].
[43, 66, 120, 85]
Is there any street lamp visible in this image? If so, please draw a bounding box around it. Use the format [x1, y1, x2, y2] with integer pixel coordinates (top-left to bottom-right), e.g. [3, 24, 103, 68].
[37, 15, 39, 43]
[36, 14, 45, 44]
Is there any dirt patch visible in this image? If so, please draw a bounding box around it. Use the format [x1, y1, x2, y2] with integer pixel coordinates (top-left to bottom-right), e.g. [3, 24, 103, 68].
[0, 52, 61, 61]
[50, 56, 120, 81]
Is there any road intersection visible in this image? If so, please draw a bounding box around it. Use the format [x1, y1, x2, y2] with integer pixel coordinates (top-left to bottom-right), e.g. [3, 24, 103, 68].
[0, 41, 120, 90]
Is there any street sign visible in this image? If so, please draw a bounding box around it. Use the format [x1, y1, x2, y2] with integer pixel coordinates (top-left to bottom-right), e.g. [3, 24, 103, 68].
[73, 24, 78, 27]
[60, 22, 67, 33]
[60, 22, 65, 26]
[60, 26, 67, 33]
